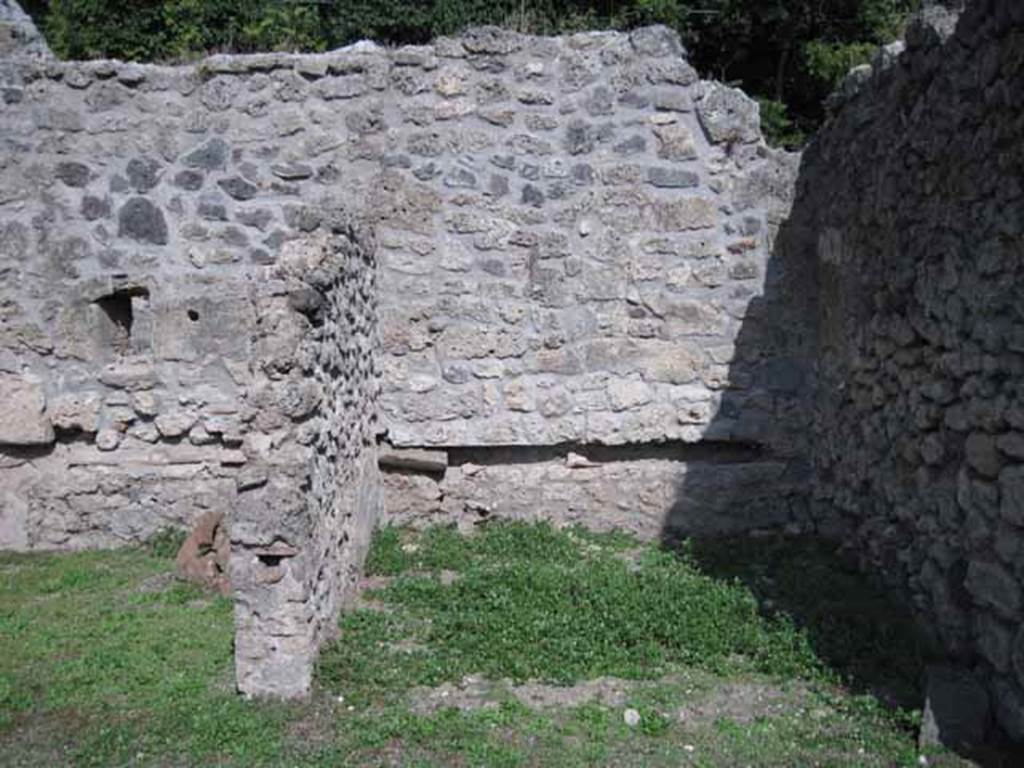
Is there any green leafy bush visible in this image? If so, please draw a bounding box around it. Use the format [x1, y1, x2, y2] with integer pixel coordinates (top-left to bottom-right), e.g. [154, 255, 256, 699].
[757, 98, 806, 150]
[804, 39, 879, 90]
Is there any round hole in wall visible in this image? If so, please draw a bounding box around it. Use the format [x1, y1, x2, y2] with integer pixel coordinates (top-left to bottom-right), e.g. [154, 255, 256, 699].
[187, 309, 200, 322]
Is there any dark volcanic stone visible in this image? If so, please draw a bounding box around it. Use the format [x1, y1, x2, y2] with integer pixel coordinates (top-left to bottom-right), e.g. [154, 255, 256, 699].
[444, 168, 477, 189]
[288, 287, 324, 316]
[565, 120, 594, 155]
[413, 163, 440, 181]
[572, 164, 594, 185]
[173, 169, 204, 191]
[648, 167, 700, 188]
[118, 197, 168, 245]
[521, 184, 545, 207]
[126, 157, 161, 192]
[614, 135, 647, 155]
[217, 176, 258, 201]
[81, 195, 111, 221]
[197, 197, 228, 221]
[55, 161, 90, 188]
[183, 137, 229, 170]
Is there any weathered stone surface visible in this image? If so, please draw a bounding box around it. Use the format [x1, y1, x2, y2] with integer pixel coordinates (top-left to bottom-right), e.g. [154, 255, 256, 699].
[176, 511, 230, 595]
[174, 169, 205, 191]
[652, 123, 697, 160]
[630, 25, 685, 58]
[183, 137, 229, 170]
[55, 161, 90, 187]
[218, 176, 258, 201]
[81, 195, 111, 220]
[965, 560, 1021, 619]
[379, 447, 448, 473]
[6, 1, 1021, 727]
[382, 456, 802, 540]
[999, 466, 1024, 526]
[48, 392, 102, 433]
[0, 375, 53, 445]
[648, 167, 699, 188]
[126, 157, 160, 192]
[155, 412, 197, 438]
[965, 432, 1002, 477]
[0, 0, 51, 59]
[695, 83, 761, 145]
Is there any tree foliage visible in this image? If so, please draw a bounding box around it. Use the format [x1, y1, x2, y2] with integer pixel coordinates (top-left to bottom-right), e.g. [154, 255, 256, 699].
[28, 0, 920, 143]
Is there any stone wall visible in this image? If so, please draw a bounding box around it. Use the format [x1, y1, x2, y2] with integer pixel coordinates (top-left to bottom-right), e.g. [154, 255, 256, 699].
[0, 0, 822, 691]
[366, 26, 811, 535]
[801, 0, 1024, 739]
[231, 216, 380, 698]
[0, 4, 812, 548]
[3, 0, 1024, 729]
[0, 0, 813, 694]
[0, 4, 381, 696]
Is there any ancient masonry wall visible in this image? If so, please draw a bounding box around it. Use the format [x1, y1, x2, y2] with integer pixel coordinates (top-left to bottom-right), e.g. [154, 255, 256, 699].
[2, 0, 1023, 727]
[802, 0, 1024, 739]
[0, 11, 810, 551]
[0, 6, 381, 696]
[0, 5, 811, 692]
[230, 217, 380, 698]
[367, 26, 810, 536]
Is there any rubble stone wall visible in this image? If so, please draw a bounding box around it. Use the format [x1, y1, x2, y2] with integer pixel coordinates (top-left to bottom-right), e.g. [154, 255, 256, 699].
[0, 4, 382, 696]
[229, 217, 380, 698]
[801, 0, 1024, 739]
[0, 7, 812, 549]
[3, 0, 1023, 728]
[366, 26, 811, 534]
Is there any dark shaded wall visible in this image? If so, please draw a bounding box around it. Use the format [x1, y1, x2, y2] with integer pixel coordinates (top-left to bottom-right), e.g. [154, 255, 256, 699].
[797, 0, 1024, 739]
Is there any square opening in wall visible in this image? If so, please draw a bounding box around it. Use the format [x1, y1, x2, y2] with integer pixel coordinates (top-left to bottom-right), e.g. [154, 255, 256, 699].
[94, 286, 151, 356]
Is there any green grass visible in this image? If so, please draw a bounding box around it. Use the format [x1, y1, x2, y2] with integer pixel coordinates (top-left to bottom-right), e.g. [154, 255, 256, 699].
[0, 548, 291, 766]
[323, 524, 820, 700]
[1, 522, 967, 767]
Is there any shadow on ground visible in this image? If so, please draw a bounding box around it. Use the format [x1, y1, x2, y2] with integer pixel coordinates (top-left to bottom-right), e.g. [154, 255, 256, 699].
[681, 533, 1024, 768]
[661, 140, 1024, 766]
[683, 534, 930, 710]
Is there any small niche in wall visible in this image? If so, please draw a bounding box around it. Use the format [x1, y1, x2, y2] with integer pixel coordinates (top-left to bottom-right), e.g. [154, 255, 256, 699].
[93, 286, 151, 357]
[187, 309, 200, 322]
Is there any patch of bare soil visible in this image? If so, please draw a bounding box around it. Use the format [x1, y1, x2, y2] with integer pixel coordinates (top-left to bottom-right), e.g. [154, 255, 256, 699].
[133, 571, 177, 594]
[408, 673, 809, 724]
[409, 675, 503, 715]
[0, 708, 89, 767]
[674, 680, 810, 725]
[353, 574, 393, 611]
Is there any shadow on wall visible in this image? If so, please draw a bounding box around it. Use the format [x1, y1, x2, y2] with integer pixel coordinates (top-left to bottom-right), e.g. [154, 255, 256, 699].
[656, 134, 938, 707]
[660, 137, 1024, 765]
[661, 141, 818, 545]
